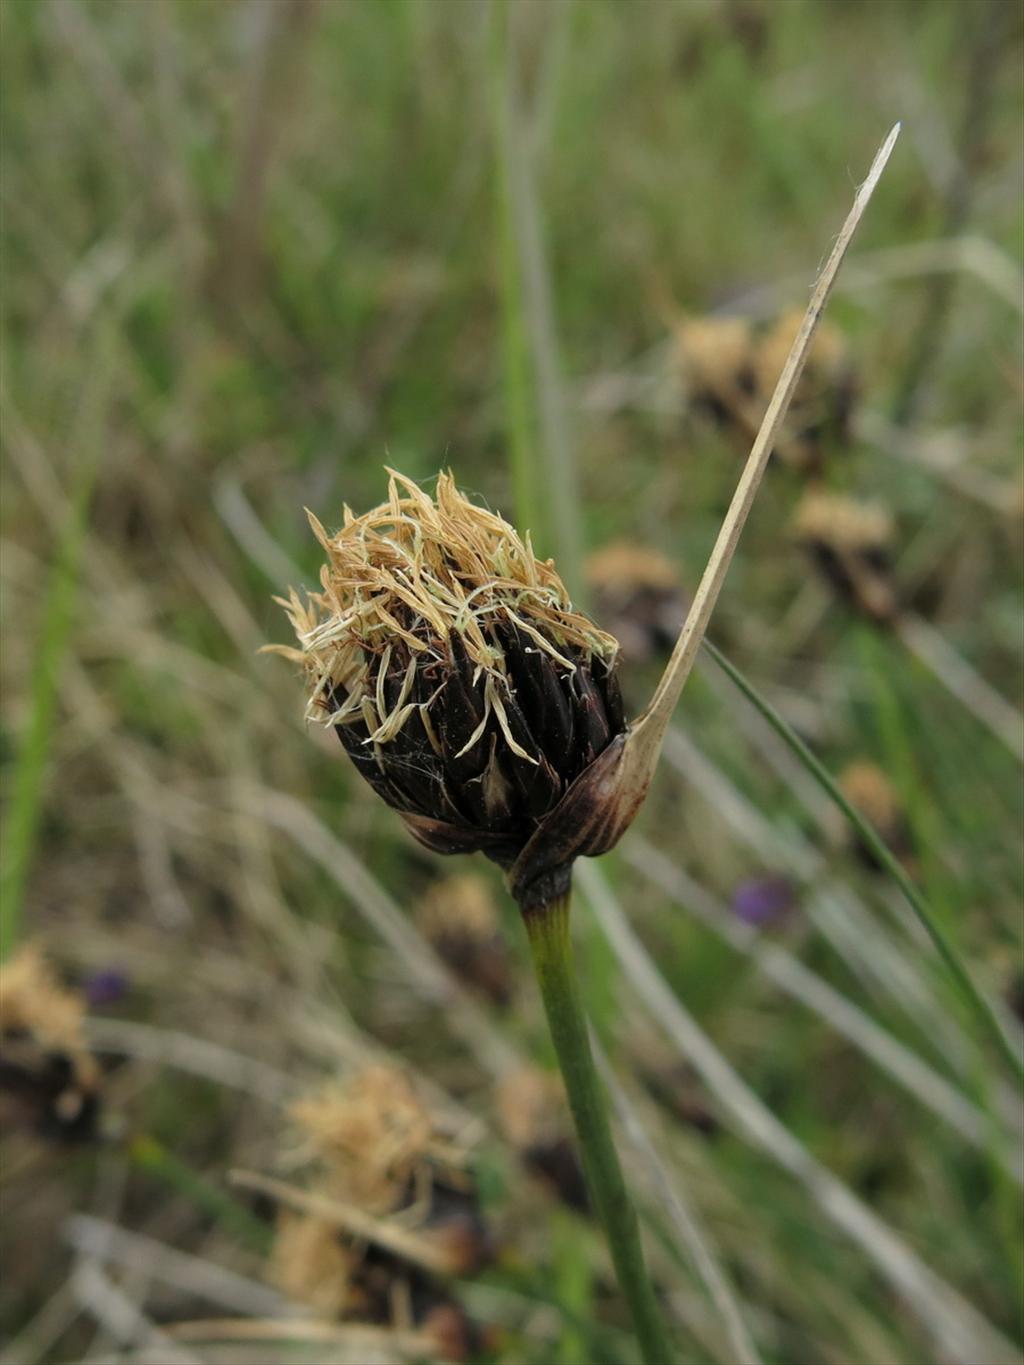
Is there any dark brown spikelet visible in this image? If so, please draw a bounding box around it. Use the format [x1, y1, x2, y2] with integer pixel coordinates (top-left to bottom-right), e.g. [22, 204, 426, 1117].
[0, 944, 101, 1144]
[793, 491, 899, 623]
[271, 471, 627, 908]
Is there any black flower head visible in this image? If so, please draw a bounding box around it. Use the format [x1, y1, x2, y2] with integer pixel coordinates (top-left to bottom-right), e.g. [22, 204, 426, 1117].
[273, 471, 630, 907]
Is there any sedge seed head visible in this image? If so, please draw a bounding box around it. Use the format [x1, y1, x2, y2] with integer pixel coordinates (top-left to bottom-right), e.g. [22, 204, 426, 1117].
[793, 491, 898, 621]
[0, 944, 101, 1143]
[272, 470, 628, 903]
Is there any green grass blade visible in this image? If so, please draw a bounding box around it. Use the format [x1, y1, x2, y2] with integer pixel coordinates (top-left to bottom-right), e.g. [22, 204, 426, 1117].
[703, 640, 1024, 1084]
[1, 424, 102, 958]
[0, 311, 120, 957]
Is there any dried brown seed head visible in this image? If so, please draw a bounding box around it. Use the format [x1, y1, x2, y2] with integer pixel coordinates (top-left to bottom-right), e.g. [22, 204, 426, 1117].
[291, 1066, 454, 1214]
[270, 1213, 360, 1320]
[839, 761, 900, 830]
[416, 873, 500, 942]
[793, 491, 893, 552]
[754, 309, 858, 469]
[793, 491, 898, 622]
[272, 471, 628, 907]
[0, 944, 100, 1143]
[755, 308, 854, 397]
[422, 1301, 497, 1363]
[677, 310, 858, 473]
[496, 1065, 567, 1152]
[676, 316, 758, 426]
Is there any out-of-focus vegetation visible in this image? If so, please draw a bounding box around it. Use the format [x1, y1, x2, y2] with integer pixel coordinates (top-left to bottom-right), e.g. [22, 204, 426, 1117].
[1, 1, 1022, 1362]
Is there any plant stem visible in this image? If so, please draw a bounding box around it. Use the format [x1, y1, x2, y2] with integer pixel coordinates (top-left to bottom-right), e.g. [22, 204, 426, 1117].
[524, 891, 673, 1364]
[704, 639, 1024, 1085]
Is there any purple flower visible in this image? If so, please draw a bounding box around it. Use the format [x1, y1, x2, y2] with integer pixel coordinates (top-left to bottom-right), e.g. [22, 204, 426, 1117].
[731, 875, 796, 927]
[84, 969, 129, 1007]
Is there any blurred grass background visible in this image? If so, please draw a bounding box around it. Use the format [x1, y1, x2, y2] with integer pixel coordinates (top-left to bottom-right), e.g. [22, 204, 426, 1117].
[1, 1, 1022, 1362]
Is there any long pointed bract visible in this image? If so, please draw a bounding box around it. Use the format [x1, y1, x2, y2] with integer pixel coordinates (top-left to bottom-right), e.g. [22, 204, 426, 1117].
[618, 125, 901, 804]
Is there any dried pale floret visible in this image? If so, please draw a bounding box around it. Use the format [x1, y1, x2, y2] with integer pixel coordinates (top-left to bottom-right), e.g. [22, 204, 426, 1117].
[291, 1066, 467, 1214]
[586, 542, 681, 595]
[676, 316, 757, 416]
[496, 1064, 567, 1152]
[793, 491, 893, 553]
[839, 761, 901, 830]
[269, 1065, 491, 1340]
[270, 469, 617, 732]
[677, 309, 858, 472]
[416, 874, 500, 943]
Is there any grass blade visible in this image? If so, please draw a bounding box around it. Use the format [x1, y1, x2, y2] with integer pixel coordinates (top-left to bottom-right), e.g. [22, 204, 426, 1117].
[576, 861, 1022, 1365]
[594, 1041, 763, 1365]
[0, 328, 115, 956]
[623, 835, 1019, 1175]
[702, 639, 1024, 1083]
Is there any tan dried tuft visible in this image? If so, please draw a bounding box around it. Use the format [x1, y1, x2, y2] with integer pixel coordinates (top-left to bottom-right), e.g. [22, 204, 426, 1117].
[839, 761, 901, 835]
[291, 1066, 464, 1214]
[677, 309, 857, 471]
[0, 944, 99, 1091]
[496, 1065, 569, 1153]
[585, 541, 681, 595]
[268, 470, 618, 738]
[754, 308, 852, 398]
[676, 317, 755, 406]
[793, 491, 893, 554]
[496, 1066, 588, 1211]
[415, 876, 514, 1007]
[270, 1213, 360, 1320]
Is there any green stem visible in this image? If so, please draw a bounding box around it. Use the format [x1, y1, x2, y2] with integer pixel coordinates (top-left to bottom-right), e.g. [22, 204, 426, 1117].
[704, 639, 1024, 1085]
[525, 892, 673, 1364]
